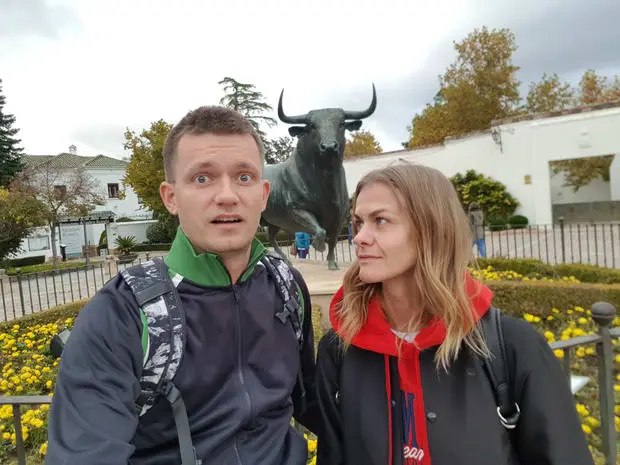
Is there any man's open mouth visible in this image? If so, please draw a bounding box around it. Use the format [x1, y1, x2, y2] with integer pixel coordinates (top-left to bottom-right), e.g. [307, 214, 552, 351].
[212, 217, 243, 224]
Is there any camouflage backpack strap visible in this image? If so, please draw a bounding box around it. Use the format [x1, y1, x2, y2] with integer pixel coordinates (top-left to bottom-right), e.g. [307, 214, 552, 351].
[260, 252, 304, 349]
[119, 257, 186, 417]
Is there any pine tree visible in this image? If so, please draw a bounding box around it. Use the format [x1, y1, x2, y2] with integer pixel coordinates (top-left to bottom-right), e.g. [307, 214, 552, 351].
[218, 77, 278, 158]
[0, 78, 24, 187]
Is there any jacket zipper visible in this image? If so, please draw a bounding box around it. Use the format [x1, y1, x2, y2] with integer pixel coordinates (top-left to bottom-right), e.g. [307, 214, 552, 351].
[233, 285, 252, 465]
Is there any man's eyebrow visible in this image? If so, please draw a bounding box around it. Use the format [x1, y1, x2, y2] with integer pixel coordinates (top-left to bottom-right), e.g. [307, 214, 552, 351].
[185, 160, 259, 172]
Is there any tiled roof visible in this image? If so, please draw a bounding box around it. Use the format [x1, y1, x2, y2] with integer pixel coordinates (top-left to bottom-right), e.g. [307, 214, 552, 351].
[24, 153, 127, 170]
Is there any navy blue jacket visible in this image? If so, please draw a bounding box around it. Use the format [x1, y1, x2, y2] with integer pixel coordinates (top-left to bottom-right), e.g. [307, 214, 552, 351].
[45, 229, 320, 465]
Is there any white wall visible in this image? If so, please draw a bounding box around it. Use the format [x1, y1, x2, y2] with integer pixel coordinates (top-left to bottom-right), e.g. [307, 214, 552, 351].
[610, 155, 620, 201]
[343, 105, 620, 225]
[106, 220, 157, 250]
[11, 226, 58, 261]
[87, 169, 152, 220]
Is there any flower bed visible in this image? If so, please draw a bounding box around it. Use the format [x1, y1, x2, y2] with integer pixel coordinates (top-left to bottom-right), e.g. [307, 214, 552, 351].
[0, 277, 618, 464]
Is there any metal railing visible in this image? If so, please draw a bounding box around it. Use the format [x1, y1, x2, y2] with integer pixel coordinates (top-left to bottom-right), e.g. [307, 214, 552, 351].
[0, 302, 617, 465]
[1, 220, 619, 323]
[478, 219, 620, 268]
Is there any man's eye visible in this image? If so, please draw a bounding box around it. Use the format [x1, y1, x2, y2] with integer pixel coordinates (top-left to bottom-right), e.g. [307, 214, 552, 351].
[239, 174, 252, 183]
[196, 175, 208, 184]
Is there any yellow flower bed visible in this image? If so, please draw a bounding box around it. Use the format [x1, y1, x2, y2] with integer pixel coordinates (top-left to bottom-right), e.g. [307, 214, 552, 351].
[469, 265, 581, 283]
[0, 279, 616, 464]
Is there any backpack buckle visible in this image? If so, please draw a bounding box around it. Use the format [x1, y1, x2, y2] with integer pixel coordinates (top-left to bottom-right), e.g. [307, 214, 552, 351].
[497, 403, 520, 429]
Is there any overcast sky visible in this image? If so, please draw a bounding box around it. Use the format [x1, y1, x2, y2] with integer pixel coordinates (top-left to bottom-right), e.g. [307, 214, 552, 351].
[1, 0, 619, 158]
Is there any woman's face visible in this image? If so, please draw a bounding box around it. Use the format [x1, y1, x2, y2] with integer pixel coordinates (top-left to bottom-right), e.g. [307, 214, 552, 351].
[352, 182, 416, 284]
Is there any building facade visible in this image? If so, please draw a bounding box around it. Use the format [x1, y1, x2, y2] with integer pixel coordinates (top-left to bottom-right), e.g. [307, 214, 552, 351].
[343, 101, 620, 225]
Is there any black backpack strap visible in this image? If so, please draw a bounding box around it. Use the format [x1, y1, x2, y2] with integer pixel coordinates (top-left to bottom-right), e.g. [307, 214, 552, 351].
[480, 307, 520, 430]
[260, 253, 307, 413]
[120, 258, 199, 465]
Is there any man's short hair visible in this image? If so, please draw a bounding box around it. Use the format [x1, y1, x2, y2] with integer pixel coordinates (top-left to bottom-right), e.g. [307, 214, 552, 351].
[162, 106, 265, 182]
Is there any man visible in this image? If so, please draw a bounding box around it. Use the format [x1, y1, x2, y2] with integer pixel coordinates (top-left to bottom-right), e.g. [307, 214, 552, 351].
[45, 106, 320, 465]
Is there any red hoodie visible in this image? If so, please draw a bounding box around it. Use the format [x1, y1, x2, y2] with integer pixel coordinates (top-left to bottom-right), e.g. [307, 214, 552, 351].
[329, 274, 494, 465]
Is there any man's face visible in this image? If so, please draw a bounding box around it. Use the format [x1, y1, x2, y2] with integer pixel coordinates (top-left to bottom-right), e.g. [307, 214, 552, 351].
[160, 132, 269, 256]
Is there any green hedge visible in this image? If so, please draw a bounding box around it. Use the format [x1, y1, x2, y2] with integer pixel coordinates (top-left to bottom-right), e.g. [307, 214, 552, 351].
[476, 258, 620, 284]
[134, 243, 172, 252]
[486, 280, 620, 317]
[0, 299, 87, 332]
[4, 255, 46, 268]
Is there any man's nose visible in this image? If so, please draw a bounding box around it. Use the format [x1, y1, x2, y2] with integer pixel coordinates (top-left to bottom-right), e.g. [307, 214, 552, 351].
[214, 179, 239, 204]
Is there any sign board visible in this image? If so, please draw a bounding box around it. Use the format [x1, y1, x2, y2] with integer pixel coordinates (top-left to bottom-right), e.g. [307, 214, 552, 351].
[60, 225, 83, 258]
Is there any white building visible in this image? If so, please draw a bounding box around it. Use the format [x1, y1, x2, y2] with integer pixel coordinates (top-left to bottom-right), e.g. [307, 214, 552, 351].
[343, 101, 620, 225]
[13, 152, 153, 261]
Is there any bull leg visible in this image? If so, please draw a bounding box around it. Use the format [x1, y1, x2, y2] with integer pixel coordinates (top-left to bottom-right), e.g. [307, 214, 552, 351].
[268, 224, 289, 261]
[290, 209, 327, 253]
[326, 231, 339, 271]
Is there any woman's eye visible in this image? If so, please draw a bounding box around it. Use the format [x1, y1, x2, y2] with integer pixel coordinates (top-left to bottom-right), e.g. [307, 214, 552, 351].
[376, 217, 386, 225]
[196, 175, 208, 184]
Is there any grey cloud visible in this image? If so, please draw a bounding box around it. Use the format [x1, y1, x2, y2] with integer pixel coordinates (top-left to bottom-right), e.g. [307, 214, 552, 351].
[0, 0, 80, 38]
[325, 0, 620, 150]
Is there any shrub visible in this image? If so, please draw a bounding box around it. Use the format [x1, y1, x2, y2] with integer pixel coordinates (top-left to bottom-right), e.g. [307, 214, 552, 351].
[508, 214, 528, 229]
[476, 258, 620, 284]
[486, 280, 620, 318]
[450, 169, 520, 220]
[146, 221, 173, 244]
[4, 256, 46, 268]
[488, 218, 508, 231]
[133, 243, 172, 252]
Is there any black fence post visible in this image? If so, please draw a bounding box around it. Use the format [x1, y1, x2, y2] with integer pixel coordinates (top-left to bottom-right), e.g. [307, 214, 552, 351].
[559, 217, 566, 264]
[16, 268, 25, 317]
[591, 301, 617, 465]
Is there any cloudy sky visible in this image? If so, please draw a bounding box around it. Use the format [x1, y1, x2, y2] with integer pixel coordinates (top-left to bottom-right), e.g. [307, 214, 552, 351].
[1, 0, 619, 158]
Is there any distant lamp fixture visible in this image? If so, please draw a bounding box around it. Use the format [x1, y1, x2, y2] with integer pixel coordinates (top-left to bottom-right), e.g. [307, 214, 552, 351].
[491, 127, 503, 152]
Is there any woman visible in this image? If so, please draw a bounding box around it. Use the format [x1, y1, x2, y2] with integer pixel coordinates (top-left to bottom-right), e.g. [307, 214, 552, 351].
[315, 163, 593, 465]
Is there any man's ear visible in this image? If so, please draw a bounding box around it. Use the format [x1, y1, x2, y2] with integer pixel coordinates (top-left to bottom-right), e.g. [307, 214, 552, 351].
[159, 181, 178, 216]
[288, 126, 306, 137]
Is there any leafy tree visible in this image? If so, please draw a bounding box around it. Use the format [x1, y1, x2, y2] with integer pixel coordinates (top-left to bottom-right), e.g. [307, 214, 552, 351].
[0, 186, 46, 262]
[579, 69, 620, 104]
[450, 169, 520, 220]
[406, 27, 521, 148]
[0, 79, 25, 187]
[12, 161, 105, 261]
[344, 130, 383, 159]
[526, 69, 619, 191]
[123, 119, 172, 218]
[525, 73, 575, 113]
[266, 136, 294, 164]
[218, 77, 277, 150]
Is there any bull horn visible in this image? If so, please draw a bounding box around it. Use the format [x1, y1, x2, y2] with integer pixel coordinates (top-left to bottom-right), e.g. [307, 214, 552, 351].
[277, 89, 309, 124]
[343, 83, 377, 120]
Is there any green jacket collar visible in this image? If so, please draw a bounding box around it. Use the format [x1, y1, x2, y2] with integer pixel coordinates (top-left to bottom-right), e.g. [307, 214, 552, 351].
[164, 227, 266, 287]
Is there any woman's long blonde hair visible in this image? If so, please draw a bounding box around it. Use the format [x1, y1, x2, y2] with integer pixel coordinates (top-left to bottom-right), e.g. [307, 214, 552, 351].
[336, 162, 488, 371]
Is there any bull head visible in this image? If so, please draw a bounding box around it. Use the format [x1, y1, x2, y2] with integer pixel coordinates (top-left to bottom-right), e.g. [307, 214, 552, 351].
[277, 84, 377, 161]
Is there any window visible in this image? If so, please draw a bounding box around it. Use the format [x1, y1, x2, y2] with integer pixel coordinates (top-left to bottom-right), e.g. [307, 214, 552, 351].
[28, 234, 50, 252]
[53, 185, 67, 200]
[108, 183, 120, 199]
